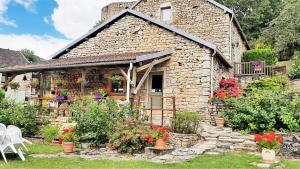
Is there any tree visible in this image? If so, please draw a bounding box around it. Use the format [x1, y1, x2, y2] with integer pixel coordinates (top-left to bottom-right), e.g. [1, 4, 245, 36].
[216, 0, 283, 46]
[261, 0, 300, 60]
[21, 49, 44, 63]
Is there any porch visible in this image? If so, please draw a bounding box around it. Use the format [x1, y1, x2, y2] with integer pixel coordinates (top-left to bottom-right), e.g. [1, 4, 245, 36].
[0, 51, 176, 126]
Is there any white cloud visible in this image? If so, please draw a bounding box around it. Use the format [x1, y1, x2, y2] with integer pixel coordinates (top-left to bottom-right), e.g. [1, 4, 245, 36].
[51, 0, 134, 39]
[43, 16, 49, 24]
[0, 34, 70, 59]
[14, 0, 37, 12]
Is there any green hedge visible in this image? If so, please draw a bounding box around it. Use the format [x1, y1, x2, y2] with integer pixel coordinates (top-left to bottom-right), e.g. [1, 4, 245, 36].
[243, 44, 278, 65]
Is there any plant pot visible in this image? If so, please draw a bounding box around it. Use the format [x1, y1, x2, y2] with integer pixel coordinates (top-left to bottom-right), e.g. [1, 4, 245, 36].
[215, 118, 225, 127]
[56, 96, 68, 100]
[155, 139, 167, 149]
[262, 149, 276, 164]
[62, 142, 74, 153]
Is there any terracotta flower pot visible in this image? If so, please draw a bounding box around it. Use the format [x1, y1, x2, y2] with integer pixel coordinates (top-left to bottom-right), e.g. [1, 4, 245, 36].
[215, 118, 225, 127]
[155, 139, 167, 149]
[262, 149, 276, 164]
[62, 142, 74, 153]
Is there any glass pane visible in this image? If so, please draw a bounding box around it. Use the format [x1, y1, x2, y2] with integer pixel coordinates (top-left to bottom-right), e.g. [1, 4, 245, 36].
[1, 76, 5, 83]
[161, 7, 171, 21]
[151, 75, 163, 92]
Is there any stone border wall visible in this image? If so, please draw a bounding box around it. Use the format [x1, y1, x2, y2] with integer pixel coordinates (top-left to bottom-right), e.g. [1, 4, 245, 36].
[169, 133, 199, 148]
[279, 133, 300, 158]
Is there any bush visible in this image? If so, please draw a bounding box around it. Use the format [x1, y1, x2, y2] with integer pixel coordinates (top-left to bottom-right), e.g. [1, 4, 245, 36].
[289, 51, 300, 79]
[171, 112, 201, 134]
[71, 98, 116, 145]
[42, 125, 59, 142]
[0, 99, 39, 135]
[108, 119, 151, 154]
[243, 44, 278, 65]
[0, 89, 5, 101]
[222, 77, 300, 133]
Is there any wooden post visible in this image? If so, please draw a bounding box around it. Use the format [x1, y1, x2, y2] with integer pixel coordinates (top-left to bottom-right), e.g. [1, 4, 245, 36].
[161, 97, 164, 126]
[172, 96, 176, 118]
[81, 71, 86, 96]
[39, 73, 45, 113]
[150, 97, 153, 125]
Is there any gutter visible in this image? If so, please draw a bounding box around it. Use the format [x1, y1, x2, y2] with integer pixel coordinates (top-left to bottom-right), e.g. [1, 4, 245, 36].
[229, 15, 234, 63]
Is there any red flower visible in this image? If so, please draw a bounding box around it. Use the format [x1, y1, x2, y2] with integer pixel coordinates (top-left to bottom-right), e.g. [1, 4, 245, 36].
[269, 132, 275, 140]
[277, 135, 283, 143]
[254, 134, 262, 142]
[68, 135, 73, 140]
[152, 125, 158, 131]
[70, 128, 76, 133]
[163, 133, 170, 142]
[62, 129, 69, 134]
[58, 138, 62, 145]
[147, 134, 153, 144]
[159, 128, 166, 133]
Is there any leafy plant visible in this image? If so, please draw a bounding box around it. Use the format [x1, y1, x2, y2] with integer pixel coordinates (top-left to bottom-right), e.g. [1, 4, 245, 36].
[108, 119, 151, 154]
[149, 125, 169, 142]
[59, 89, 68, 96]
[243, 44, 278, 65]
[0, 89, 5, 101]
[289, 51, 300, 79]
[8, 82, 20, 90]
[98, 88, 112, 97]
[71, 98, 115, 145]
[60, 128, 78, 143]
[171, 112, 201, 134]
[111, 74, 122, 81]
[254, 132, 283, 151]
[245, 76, 289, 92]
[42, 125, 59, 142]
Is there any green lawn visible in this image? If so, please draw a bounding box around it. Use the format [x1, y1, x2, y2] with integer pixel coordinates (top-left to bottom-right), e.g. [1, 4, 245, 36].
[0, 144, 299, 169]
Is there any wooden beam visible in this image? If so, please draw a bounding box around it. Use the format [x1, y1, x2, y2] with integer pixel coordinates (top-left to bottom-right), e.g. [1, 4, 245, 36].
[2, 74, 18, 89]
[137, 56, 171, 72]
[118, 67, 134, 86]
[81, 71, 86, 96]
[134, 62, 154, 94]
[131, 66, 137, 94]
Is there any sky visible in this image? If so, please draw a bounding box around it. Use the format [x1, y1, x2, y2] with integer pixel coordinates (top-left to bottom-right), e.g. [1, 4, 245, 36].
[0, 0, 134, 59]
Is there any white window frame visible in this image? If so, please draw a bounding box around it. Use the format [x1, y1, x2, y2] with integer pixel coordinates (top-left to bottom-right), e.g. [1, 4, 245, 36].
[160, 5, 172, 22]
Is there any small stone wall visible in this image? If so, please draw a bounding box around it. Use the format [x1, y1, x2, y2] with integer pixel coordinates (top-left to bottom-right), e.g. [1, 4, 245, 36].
[169, 133, 199, 148]
[280, 133, 300, 158]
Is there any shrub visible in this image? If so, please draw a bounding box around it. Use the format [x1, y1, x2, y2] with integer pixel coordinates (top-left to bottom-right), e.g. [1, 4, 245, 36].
[211, 77, 243, 102]
[0, 89, 5, 101]
[243, 44, 278, 65]
[245, 76, 290, 92]
[171, 112, 201, 134]
[42, 125, 59, 142]
[71, 98, 116, 145]
[222, 89, 300, 133]
[108, 119, 151, 154]
[289, 51, 300, 79]
[0, 99, 39, 135]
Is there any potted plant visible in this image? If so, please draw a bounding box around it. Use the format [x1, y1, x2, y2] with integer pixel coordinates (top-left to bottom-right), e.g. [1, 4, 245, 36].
[56, 89, 68, 100]
[254, 132, 283, 164]
[42, 125, 59, 144]
[60, 128, 78, 153]
[96, 88, 111, 99]
[215, 114, 225, 127]
[147, 125, 170, 149]
[111, 74, 122, 81]
[8, 82, 20, 90]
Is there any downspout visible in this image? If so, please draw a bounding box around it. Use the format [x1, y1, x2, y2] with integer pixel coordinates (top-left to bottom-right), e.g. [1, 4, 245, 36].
[126, 63, 133, 102]
[229, 14, 234, 63]
[210, 50, 217, 97]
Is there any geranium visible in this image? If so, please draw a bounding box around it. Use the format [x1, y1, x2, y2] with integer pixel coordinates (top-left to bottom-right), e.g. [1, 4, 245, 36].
[254, 132, 283, 151]
[98, 88, 112, 97]
[148, 126, 169, 143]
[61, 128, 78, 143]
[210, 77, 243, 103]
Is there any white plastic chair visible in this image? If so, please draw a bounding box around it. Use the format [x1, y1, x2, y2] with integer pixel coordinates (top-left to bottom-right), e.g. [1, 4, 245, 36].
[0, 123, 17, 163]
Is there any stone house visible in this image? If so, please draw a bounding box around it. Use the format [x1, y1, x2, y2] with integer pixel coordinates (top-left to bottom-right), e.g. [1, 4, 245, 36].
[0, 48, 32, 102]
[0, 0, 249, 122]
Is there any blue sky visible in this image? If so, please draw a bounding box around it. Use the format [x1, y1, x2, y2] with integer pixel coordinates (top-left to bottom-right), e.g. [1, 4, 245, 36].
[0, 0, 134, 59]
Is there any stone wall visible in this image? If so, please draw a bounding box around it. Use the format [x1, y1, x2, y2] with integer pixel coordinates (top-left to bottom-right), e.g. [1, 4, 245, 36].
[102, 0, 247, 63]
[280, 133, 300, 158]
[59, 14, 219, 115]
[169, 133, 199, 148]
[101, 1, 136, 21]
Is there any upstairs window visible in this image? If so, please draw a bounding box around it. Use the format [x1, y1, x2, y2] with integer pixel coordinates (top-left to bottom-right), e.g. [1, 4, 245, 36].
[161, 6, 172, 22]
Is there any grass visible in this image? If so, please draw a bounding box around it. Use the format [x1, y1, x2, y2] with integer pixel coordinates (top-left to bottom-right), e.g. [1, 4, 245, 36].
[0, 144, 299, 169]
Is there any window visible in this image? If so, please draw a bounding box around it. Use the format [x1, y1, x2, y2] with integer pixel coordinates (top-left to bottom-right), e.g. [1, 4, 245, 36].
[161, 7, 172, 22]
[1, 75, 6, 83]
[111, 74, 125, 93]
[151, 74, 163, 93]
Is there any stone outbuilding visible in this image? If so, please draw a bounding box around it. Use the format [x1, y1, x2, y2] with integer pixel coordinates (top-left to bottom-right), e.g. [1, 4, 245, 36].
[0, 0, 249, 123]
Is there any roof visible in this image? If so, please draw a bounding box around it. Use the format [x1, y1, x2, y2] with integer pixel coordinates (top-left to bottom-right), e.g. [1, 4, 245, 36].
[0, 51, 172, 73]
[0, 48, 29, 68]
[131, 0, 250, 49]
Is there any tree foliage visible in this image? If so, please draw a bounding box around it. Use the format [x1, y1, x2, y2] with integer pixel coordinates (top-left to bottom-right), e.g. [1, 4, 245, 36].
[21, 49, 44, 63]
[261, 0, 300, 60]
[243, 44, 278, 65]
